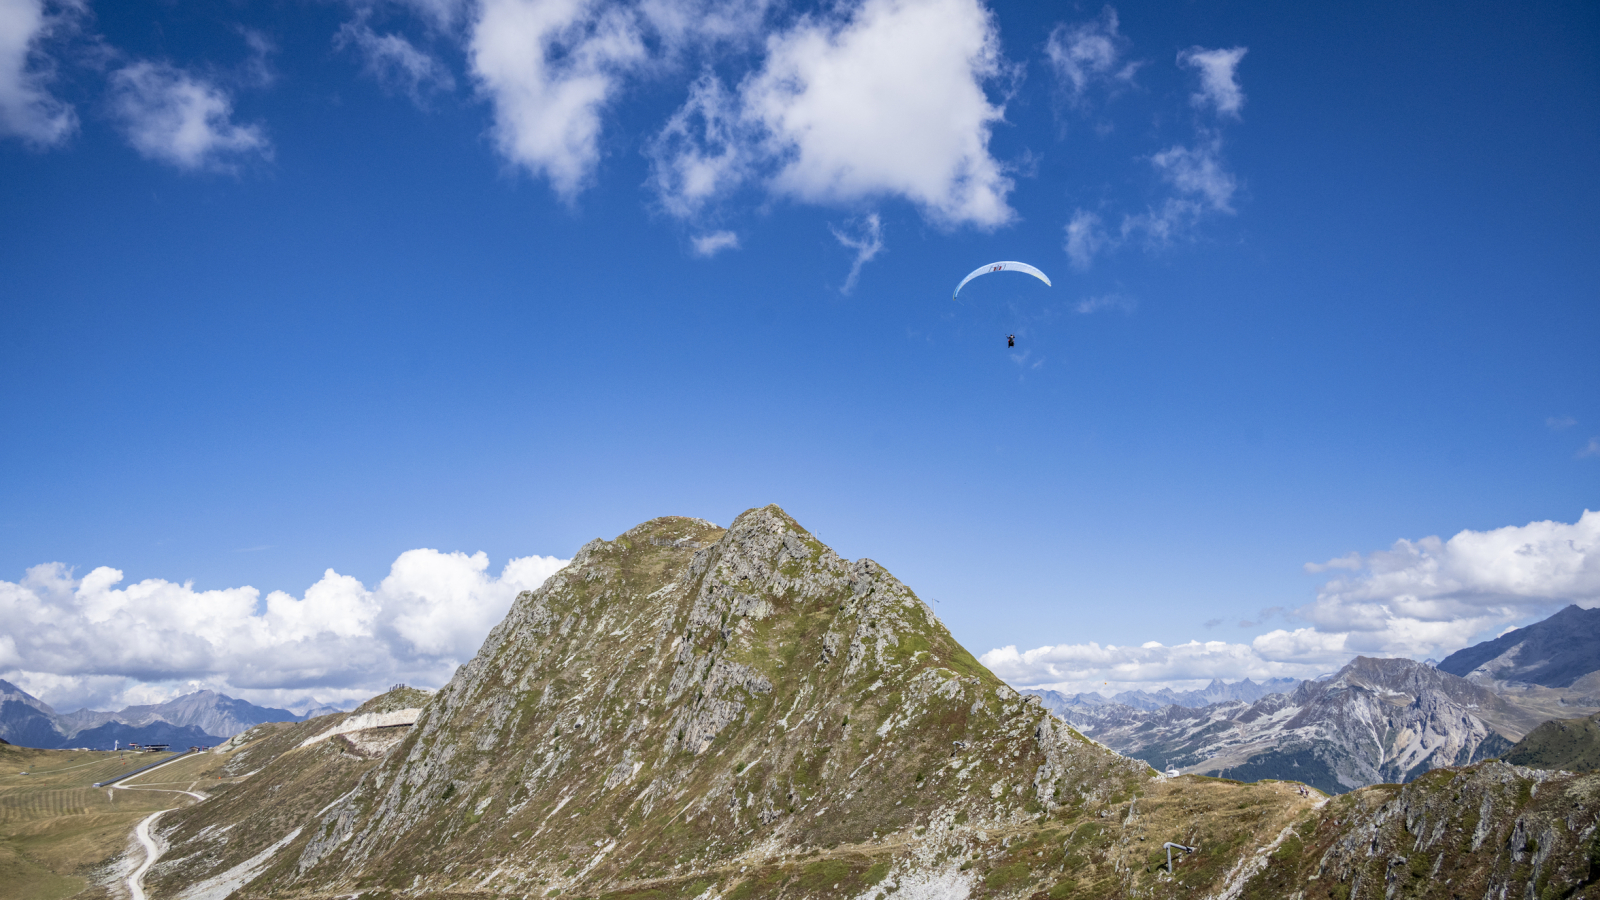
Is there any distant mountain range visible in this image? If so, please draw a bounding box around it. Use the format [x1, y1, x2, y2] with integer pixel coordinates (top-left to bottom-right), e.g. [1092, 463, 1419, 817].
[1035, 657, 1542, 795]
[1026, 605, 1600, 794]
[1030, 676, 1301, 713]
[1438, 604, 1600, 687]
[0, 680, 347, 749]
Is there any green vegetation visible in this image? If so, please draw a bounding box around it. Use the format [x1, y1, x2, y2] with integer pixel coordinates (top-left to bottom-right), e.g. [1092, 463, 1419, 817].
[1502, 712, 1600, 771]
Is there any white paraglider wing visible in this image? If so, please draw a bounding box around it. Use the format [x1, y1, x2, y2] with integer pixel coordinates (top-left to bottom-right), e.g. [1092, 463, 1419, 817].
[951, 261, 1052, 300]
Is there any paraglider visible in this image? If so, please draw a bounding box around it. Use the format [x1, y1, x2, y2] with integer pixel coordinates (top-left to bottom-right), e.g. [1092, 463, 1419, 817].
[951, 261, 1052, 300]
[1007, 334, 1015, 347]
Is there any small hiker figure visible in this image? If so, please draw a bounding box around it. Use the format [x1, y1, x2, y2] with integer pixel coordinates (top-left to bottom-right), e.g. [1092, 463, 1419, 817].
[1007, 334, 1015, 347]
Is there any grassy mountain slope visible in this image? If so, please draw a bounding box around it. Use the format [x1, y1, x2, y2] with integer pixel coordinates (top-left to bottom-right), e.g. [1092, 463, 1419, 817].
[123, 506, 1600, 899]
[1503, 712, 1600, 772]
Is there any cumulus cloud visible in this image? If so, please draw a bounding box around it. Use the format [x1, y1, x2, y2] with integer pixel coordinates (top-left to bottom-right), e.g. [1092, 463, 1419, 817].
[1045, 6, 1138, 105]
[988, 510, 1600, 695]
[108, 61, 270, 171]
[745, 0, 1012, 227]
[0, 548, 567, 711]
[337, 18, 456, 102]
[1177, 45, 1246, 118]
[0, 0, 78, 147]
[690, 229, 738, 256]
[468, 0, 771, 201]
[980, 638, 1330, 696]
[469, 0, 648, 199]
[830, 212, 884, 294]
[648, 0, 1013, 229]
[1288, 509, 1600, 658]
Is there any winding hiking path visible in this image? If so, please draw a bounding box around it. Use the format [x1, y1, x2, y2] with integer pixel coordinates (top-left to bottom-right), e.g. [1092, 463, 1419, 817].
[113, 753, 209, 900]
[128, 809, 170, 900]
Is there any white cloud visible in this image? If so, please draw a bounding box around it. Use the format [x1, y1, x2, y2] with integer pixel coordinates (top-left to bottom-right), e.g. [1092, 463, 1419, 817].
[646, 71, 750, 217]
[1547, 415, 1576, 431]
[337, 19, 456, 102]
[987, 510, 1600, 695]
[0, 0, 77, 147]
[469, 0, 648, 199]
[690, 229, 738, 256]
[744, 0, 1013, 227]
[830, 212, 884, 294]
[637, 0, 770, 51]
[108, 61, 270, 171]
[1073, 292, 1135, 314]
[1150, 137, 1235, 212]
[1060, 44, 1245, 270]
[1177, 45, 1246, 118]
[1579, 437, 1600, 459]
[980, 638, 1329, 695]
[1045, 6, 1138, 105]
[238, 27, 278, 89]
[1290, 509, 1600, 658]
[1063, 209, 1106, 270]
[1063, 136, 1237, 265]
[1303, 551, 1361, 573]
[0, 549, 567, 712]
[651, 0, 1014, 228]
[471, 0, 1009, 226]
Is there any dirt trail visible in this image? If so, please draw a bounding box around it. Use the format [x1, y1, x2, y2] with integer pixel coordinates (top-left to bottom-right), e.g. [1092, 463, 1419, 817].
[116, 753, 212, 899]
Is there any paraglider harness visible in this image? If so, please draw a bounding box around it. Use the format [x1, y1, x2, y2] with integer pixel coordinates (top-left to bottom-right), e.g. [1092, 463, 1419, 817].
[1007, 334, 1015, 348]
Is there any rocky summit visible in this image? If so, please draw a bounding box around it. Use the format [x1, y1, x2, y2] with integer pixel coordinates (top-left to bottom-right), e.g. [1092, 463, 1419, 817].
[118, 506, 1600, 900]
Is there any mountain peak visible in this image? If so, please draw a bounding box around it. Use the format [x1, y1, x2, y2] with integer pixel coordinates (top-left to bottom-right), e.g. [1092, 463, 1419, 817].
[1437, 604, 1600, 687]
[233, 505, 1146, 897]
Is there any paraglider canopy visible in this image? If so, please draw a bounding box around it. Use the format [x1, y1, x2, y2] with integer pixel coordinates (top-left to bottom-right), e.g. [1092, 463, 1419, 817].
[952, 261, 1052, 300]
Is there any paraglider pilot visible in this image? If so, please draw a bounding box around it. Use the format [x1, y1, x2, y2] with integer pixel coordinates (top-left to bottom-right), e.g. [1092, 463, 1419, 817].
[1007, 334, 1015, 348]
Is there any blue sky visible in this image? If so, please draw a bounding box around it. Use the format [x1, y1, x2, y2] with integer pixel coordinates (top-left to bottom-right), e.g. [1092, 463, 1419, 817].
[1, 0, 1596, 710]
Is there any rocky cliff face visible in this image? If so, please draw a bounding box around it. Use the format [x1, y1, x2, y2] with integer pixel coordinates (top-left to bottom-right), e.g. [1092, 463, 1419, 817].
[125, 506, 1600, 900]
[1038, 657, 1543, 795]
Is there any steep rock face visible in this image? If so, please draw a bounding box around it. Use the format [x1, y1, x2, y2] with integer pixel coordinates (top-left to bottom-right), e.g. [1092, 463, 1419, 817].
[1439, 604, 1600, 688]
[1037, 657, 1542, 795]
